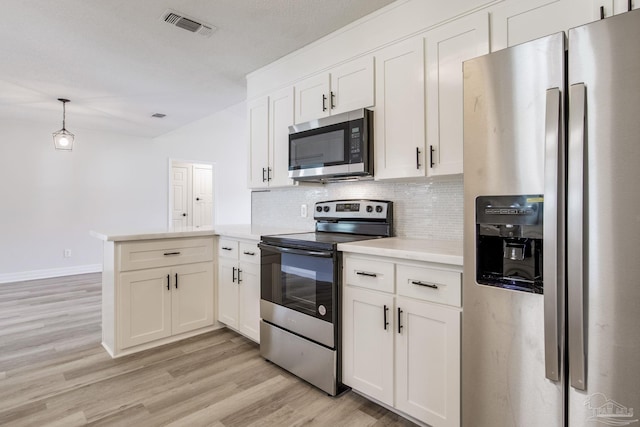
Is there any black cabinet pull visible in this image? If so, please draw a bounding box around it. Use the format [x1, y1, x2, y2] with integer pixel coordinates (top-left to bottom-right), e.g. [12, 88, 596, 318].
[330, 91, 336, 109]
[222, 247, 233, 251]
[238, 269, 243, 284]
[164, 252, 181, 256]
[600, 5, 605, 19]
[411, 280, 439, 289]
[383, 305, 389, 330]
[175, 273, 178, 289]
[243, 251, 255, 256]
[629, 0, 633, 11]
[182, 213, 187, 217]
[429, 145, 435, 168]
[262, 167, 267, 182]
[267, 168, 272, 181]
[322, 94, 327, 111]
[356, 271, 377, 278]
[232, 267, 237, 283]
[397, 307, 403, 334]
[167, 274, 170, 291]
[196, 197, 200, 201]
[416, 147, 421, 169]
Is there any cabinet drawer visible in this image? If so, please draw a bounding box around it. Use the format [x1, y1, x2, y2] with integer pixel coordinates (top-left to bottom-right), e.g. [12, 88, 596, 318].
[397, 264, 461, 307]
[344, 257, 395, 293]
[239, 241, 259, 264]
[119, 238, 214, 272]
[218, 238, 239, 259]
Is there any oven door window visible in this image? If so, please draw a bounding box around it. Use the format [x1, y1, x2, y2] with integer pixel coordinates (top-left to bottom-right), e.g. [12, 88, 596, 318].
[262, 250, 334, 322]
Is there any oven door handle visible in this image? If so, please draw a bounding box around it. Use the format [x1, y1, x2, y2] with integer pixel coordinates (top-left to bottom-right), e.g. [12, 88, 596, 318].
[257, 242, 334, 258]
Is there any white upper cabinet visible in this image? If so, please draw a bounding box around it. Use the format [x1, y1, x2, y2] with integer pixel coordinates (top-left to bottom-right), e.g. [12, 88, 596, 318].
[425, 12, 489, 176]
[248, 87, 295, 189]
[269, 87, 295, 187]
[294, 56, 374, 124]
[491, 0, 593, 51]
[374, 37, 426, 180]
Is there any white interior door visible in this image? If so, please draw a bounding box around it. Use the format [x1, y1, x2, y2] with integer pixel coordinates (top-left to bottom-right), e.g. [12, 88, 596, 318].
[193, 164, 213, 227]
[171, 163, 191, 228]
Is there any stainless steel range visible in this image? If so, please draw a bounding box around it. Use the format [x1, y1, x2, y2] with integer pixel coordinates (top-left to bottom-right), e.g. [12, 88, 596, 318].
[258, 199, 393, 395]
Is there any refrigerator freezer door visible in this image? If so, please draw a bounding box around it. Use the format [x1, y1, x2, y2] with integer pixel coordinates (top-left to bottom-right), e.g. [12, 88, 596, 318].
[462, 33, 565, 427]
[568, 9, 640, 427]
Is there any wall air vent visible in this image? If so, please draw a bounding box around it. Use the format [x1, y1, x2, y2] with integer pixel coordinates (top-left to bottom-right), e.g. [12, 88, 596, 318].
[160, 9, 216, 37]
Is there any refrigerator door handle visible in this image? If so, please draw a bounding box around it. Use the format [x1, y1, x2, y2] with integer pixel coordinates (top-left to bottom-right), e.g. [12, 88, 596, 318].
[568, 83, 587, 390]
[543, 87, 563, 382]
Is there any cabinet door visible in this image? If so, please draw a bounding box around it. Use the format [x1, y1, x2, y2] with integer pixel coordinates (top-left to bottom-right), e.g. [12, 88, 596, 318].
[294, 73, 330, 124]
[269, 86, 295, 188]
[426, 12, 489, 177]
[342, 286, 394, 406]
[491, 0, 593, 52]
[374, 37, 426, 180]
[171, 262, 214, 335]
[237, 261, 260, 342]
[248, 96, 269, 189]
[395, 296, 460, 427]
[217, 257, 239, 329]
[120, 268, 172, 349]
[330, 56, 374, 115]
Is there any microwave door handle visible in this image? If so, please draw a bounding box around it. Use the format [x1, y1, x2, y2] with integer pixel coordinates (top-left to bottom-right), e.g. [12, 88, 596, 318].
[257, 242, 334, 258]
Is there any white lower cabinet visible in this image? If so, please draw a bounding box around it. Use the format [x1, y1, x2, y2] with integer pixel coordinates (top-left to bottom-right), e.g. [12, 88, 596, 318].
[120, 262, 214, 349]
[217, 238, 260, 342]
[101, 236, 216, 357]
[342, 253, 461, 427]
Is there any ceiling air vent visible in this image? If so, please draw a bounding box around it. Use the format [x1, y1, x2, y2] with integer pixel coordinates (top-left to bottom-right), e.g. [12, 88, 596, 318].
[161, 9, 216, 37]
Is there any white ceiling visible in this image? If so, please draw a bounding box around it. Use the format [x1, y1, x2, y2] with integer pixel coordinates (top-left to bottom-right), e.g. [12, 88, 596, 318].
[0, 0, 396, 138]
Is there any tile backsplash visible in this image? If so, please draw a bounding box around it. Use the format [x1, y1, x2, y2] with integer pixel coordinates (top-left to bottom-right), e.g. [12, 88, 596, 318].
[251, 176, 463, 240]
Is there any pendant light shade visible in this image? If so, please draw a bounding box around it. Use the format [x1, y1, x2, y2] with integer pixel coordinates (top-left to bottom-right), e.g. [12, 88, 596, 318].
[53, 98, 74, 151]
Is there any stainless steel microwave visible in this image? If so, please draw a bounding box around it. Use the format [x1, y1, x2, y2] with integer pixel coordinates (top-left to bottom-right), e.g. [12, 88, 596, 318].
[288, 109, 373, 182]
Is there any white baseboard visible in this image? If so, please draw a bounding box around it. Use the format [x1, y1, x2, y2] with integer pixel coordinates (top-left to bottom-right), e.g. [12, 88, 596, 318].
[0, 264, 102, 284]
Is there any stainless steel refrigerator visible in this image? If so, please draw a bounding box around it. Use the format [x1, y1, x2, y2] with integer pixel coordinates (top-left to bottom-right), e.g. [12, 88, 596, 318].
[462, 9, 640, 427]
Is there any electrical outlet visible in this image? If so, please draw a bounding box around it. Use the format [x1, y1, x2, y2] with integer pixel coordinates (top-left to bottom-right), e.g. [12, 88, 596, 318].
[64, 249, 72, 258]
[300, 204, 308, 218]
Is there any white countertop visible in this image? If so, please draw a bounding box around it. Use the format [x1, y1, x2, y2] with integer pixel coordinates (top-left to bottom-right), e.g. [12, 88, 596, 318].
[338, 237, 463, 266]
[90, 224, 312, 242]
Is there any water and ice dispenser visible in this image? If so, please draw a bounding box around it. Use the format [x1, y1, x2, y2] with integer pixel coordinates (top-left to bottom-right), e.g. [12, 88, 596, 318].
[475, 195, 543, 294]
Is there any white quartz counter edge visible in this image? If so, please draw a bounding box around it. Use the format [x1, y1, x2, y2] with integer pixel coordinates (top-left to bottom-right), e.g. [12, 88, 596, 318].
[90, 225, 312, 242]
[337, 237, 463, 266]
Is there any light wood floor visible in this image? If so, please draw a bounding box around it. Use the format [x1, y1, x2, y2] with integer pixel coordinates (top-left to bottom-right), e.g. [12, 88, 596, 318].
[0, 273, 417, 426]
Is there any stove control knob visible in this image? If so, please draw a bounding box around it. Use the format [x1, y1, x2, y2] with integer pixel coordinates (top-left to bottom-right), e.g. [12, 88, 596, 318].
[366, 205, 373, 213]
[323, 206, 330, 212]
[316, 206, 323, 213]
[376, 205, 384, 213]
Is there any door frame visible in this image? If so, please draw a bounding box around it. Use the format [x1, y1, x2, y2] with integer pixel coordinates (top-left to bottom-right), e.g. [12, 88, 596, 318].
[167, 158, 217, 228]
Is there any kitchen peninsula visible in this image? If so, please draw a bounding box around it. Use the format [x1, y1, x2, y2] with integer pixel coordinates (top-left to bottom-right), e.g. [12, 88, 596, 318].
[90, 225, 307, 357]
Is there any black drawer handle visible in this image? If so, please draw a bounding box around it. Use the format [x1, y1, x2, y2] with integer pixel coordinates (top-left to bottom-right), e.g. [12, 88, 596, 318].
[175, 273, 178, 289]
[398, 307, 403, 334]
[221, 247, 233, 251]
[237, 269, 242, 284]
[411, 280, 439, 289]
[243, 251, 255, 256]
[166, 274, 170, 291]
[164, 252, 181, 256]
[356, 271, 378, 278]
[232, 267, 237, 283]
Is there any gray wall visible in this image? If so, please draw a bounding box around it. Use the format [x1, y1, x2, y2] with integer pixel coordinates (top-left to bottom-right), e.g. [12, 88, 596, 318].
[252, 176, 463, 240]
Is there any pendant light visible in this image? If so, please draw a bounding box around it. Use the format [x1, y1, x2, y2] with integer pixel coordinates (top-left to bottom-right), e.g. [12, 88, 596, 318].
[52, 98, 74, 151]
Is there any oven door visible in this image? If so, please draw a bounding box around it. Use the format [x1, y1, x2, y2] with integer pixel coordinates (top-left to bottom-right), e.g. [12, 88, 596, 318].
[258, 242, 337, 348]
